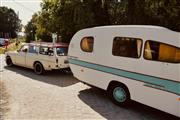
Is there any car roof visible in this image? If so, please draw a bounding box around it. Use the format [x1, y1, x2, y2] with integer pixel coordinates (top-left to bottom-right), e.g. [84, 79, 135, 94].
[28, 42, 69, 47]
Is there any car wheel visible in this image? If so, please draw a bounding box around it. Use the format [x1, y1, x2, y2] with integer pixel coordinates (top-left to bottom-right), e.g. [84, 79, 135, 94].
[34, 62, 44, 75]
[6, 57, 13, 66]
[108, 83, 130, 106]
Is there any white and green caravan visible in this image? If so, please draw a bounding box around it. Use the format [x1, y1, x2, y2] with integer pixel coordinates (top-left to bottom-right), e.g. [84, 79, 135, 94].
[68, 25, 180, 117]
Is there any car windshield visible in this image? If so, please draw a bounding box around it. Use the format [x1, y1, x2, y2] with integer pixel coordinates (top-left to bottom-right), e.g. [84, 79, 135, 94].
[56, 47, 68, 56]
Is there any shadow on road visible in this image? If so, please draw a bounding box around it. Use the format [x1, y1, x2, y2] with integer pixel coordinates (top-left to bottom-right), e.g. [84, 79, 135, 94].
[78, 87, 179, 120]
[4, 65, 78, 87]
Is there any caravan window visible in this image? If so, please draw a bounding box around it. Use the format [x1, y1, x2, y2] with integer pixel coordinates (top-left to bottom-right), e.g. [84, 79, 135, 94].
[112, 37, 142, 58]
[144, 40, 180, 63]
[80, 37, 94, 52]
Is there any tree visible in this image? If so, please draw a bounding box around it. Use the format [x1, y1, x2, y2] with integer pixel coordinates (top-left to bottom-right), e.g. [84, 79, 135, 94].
[37, 0, 110, 43]
[0, 7, 21, 38]
[27, 0, 180, 44]
[106, 0, 128, 25]
[144, 0, 180, 31]
[24, 14, 38, 43]
[35, 11, 52, 42]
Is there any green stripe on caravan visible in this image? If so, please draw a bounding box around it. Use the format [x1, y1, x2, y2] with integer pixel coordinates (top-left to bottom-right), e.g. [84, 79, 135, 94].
[69, 58, 180, 95]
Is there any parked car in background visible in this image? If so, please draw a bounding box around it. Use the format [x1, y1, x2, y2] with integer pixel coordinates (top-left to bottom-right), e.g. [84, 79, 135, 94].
[5, 42, 69, 74]
[0, 38, 9, 46]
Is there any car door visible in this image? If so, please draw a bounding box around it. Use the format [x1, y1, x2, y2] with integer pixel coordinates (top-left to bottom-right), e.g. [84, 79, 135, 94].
[15, 44, 28, 66]
[38, 46, 56, 70]
[26, 45, 39, 68]
[56, 47, 69, 68]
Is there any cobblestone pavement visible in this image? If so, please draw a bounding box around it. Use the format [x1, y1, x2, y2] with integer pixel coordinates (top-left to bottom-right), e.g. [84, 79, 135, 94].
[0, 55, 178, 120]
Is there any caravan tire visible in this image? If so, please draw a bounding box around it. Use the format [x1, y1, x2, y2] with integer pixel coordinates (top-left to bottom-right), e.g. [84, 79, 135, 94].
[108, 83, 130, 106]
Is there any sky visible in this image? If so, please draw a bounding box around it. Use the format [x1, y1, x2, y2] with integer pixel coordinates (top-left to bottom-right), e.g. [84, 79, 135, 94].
[0, 0, 42, 26]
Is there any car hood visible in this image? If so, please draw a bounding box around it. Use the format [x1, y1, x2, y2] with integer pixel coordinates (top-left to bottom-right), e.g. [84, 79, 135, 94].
[5, 51, 18, 55]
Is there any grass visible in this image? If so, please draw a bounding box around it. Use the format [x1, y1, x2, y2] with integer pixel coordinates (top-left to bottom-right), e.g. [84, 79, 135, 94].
[0, 37, 25, 54]
[0, 48, 4, 54]
[0, 80, 9, 120]
[0, 42, 22, 54]
[7, 42, 22, 51]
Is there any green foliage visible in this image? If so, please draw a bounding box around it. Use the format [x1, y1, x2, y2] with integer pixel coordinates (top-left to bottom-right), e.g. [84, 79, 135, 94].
[24, 14, 38, 43]
[0, 41, 22, 54]
[0, 7, 21, 38]
[106, 0, 128, 24]
[144, 0, 180, 31]
[26, 0, 180, 43]
[0, 48, 4, 54]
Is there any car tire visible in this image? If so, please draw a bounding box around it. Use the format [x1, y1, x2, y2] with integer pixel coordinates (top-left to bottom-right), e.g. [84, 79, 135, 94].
[6, 57, 13, 66]
[34, 62, 44, 75]
[108, 83, 130, 106]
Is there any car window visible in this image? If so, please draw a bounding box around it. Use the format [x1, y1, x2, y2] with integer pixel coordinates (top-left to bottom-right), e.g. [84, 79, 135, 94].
[19, 45, 29, 52]
[39, 46, 54, 56]
[56, 47, 68, 56]
[29, 45, 38, 54]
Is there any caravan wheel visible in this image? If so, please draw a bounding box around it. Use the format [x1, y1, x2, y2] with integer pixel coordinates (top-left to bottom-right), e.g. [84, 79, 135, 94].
[108, 83, 130, 106]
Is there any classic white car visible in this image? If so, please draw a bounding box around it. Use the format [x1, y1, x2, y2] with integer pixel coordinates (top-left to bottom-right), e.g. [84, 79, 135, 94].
[5, 42, 70, 74]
